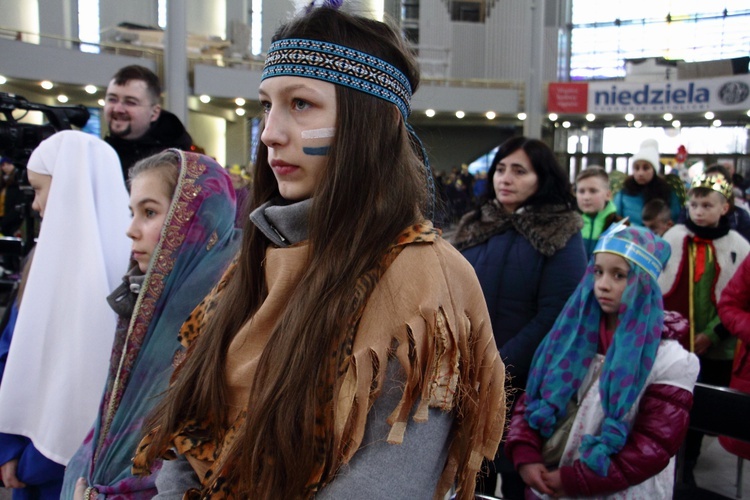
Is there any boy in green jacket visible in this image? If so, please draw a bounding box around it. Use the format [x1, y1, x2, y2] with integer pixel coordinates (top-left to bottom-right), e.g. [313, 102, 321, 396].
[576, 166, 622, 256]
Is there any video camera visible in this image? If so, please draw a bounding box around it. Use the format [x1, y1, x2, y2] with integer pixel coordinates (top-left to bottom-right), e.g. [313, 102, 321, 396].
[0, 92, 90, 165]
[0, 92, 90, 266]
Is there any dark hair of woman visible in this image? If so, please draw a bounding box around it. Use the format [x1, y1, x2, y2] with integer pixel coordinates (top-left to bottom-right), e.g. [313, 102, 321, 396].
[480, 136, 576, 210]
[144, 8, 428, 497]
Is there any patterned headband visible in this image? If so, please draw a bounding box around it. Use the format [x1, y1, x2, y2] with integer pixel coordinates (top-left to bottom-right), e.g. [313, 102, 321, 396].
[262, 38, 413, 118]
[690, 172, 733, 200]
[593, 220, 664, 281]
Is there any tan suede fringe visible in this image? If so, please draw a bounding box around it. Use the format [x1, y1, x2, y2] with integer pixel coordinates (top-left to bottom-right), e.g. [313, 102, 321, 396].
[133, 223, 506, 499]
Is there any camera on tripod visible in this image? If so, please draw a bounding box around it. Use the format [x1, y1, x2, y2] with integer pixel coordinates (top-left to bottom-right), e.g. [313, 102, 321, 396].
[0, 92, 90, 263]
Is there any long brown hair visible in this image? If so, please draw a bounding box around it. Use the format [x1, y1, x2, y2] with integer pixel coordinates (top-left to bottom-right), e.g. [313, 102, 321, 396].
[145, 7, 428, 498]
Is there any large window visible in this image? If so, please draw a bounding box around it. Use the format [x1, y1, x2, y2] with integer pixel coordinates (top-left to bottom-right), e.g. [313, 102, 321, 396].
[570, 1, 750, 80]
[78, 0, 100, 53]
[450, 0, 485, 23]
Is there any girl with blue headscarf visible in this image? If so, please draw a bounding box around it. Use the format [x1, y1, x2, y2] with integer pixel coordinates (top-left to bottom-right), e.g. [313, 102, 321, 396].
[506, 225, 699, 499]
[62, 150, 240, 500]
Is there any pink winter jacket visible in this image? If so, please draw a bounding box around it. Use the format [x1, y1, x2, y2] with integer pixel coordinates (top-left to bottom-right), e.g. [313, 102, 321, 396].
[717, 253, 750, 458]
[718, 253, 750, 394]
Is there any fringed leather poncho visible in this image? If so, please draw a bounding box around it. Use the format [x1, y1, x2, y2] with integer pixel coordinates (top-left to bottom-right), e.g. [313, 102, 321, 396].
[134, 223, 506, 499]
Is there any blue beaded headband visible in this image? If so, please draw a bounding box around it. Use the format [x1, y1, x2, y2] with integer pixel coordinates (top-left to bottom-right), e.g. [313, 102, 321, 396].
[262, 38, 413, 119]
[262, 37, 436, 219]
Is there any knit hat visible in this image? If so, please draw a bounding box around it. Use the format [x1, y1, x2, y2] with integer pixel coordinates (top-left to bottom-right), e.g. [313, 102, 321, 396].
[631, 139, 660, 170]
[0, 156, 12, 165]
[525, 223, 670, 476]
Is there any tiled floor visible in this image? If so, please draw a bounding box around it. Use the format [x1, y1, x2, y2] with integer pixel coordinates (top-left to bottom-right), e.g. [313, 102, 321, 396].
[692, 436, 748, 499]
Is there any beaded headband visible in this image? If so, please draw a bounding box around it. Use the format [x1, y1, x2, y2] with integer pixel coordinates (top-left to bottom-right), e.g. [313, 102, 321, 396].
[262, 38, 413, 119]
[690, 172, 733, 200]
[594, 220, 663, 281]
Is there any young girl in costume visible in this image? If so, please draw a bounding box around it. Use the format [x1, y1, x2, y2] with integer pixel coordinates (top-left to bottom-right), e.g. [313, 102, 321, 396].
[63, 150, 241, 499]
[506, 224, 699, 499]
[133, 7, 505, 500]
[0, 130, 131, 499]
[613, 139, 681, 226]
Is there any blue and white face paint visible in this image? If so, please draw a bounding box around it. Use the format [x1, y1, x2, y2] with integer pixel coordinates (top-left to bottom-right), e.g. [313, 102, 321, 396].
[301, 127, 335, 156]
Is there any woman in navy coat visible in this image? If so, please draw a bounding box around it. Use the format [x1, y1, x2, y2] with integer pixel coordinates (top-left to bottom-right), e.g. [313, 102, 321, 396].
[452, 136, 586, 498]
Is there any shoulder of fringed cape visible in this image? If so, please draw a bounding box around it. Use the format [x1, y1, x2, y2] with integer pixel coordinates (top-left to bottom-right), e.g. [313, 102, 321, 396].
[451, 200, 583, 257]
[659, 224, 750, 302]
[132, 221, 506, 500]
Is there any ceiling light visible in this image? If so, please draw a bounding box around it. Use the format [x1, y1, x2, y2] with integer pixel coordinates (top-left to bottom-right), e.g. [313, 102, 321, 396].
[57, 94, 69, 103]
[663, 113, 673, 121]
[97, 98, 105, 106]
[585, 113, 595, 122]
[41, 80, 54, 90]
[425, 109, 436, 117]
[517, 112, 527, 120]
[485, 111, 496, 120]
[624, 113, 635, 121]
[548, 113, 558, 121]
[634, 120, 642, 128]
[672, 120, 681, 128]
[236, 108, 246, 116]
[84, 84, 97, 94]
[235, 97, 246, 106]
[704, 111, 715, 120]
[455, 110, 465, 119]
[199, 95, 211, 104]
[562, 121, 571, 128]
[0, 75, 6, 85]
[712, 119, 722, 127]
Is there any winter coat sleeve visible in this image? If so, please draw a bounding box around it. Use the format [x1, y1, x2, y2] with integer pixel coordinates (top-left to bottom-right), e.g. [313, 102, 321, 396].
[15, 444, 65, 485]
[718, 254, 750, 343]
[500, 233, 587, 386]
[504, 393, 544, 469]
[0, 432, 26, 466]
[558, 384, 693, 497]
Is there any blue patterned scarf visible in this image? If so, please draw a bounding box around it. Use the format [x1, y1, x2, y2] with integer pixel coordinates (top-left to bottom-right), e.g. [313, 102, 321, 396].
[61, 152, 241, 498]
[524, 225, 670, 475]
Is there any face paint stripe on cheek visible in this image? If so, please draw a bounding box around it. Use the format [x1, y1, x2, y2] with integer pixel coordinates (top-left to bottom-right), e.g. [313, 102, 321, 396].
[301, 128, 334, 156]
[301, 128, 335, 139]
[303, 146, 330, 156]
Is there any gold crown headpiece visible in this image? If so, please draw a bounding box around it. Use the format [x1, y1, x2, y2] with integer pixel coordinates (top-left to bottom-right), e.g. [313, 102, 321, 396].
[690, 172, 733, 199]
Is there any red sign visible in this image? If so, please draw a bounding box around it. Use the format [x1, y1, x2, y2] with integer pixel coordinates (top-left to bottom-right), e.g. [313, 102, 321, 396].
[548, 82, 589, 113]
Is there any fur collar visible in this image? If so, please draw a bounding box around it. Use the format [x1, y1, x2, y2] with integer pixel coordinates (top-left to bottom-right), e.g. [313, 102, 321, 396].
[452, 200, 582, 256]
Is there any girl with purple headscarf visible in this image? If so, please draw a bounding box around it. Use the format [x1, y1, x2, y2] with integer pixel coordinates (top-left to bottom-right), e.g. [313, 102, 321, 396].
[506, 224, 699, 499]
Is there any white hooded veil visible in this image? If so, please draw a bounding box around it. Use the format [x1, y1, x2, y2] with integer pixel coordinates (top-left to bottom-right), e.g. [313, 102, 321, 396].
[0, 130, 131, 464]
